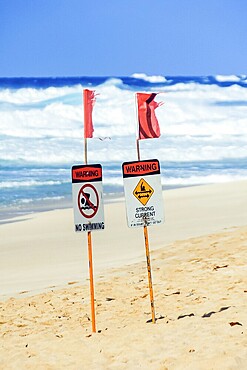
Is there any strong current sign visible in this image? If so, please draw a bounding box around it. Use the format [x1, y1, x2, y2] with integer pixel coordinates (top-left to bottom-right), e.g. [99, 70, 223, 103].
[122, 159, 164, 228]
[72, 164, 104, 232]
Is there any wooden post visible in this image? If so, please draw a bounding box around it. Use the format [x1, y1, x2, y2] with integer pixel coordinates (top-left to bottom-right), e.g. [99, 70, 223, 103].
[84, 131, 96, 333]
[87, 230, 96, 332]
[143, 225, 156, 323]
[136, 138, 156, 324]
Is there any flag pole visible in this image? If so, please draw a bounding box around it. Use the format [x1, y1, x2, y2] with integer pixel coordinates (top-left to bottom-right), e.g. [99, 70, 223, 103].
[135, 94, 156, 324]
[136, 138, 141, 161]
[84, 90, 96, 333]
[84, 138, 88, 165]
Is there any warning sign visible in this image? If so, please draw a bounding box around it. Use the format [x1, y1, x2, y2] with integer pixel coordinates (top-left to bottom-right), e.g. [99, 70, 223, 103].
[133, 178, 154, 205]
[72, 164, 104, 232]
[122, 159, 164, 228]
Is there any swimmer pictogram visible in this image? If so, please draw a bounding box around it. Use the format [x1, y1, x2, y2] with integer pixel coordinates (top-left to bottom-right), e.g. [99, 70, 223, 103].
[78, 184, 99, 218]
[133, 178, 154, 206]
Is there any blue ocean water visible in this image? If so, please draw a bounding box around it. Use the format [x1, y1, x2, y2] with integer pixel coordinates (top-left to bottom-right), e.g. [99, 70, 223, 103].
[1, 73, 247, 219]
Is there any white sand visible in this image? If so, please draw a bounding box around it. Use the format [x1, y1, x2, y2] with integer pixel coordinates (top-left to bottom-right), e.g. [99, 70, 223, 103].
[0, 181, 246, 298]
[1, 181, 247, 369]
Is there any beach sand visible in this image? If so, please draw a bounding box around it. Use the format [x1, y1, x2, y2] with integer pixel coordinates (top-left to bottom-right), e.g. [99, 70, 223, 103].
[1, 181, 247, 369]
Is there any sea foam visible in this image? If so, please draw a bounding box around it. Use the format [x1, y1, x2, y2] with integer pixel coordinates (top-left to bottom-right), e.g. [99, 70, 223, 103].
[0, 75, 247, 212]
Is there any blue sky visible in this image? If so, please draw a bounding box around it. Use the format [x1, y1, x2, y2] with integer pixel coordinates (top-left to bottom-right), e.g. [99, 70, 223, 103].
[0, 0, 246, 77]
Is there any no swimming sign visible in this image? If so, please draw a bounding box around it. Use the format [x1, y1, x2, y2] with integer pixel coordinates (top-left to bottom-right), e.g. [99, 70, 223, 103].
[122, 159, 164, 228]
[71, 164, 104, 232]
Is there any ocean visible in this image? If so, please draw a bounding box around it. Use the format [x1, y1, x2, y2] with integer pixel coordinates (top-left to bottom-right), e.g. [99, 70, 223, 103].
[1, 73, 247, 220]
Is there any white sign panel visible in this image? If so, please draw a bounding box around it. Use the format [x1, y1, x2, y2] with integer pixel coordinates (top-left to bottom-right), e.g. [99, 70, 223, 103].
[72, 164, 104, 232]
[122, 159, 164, 228]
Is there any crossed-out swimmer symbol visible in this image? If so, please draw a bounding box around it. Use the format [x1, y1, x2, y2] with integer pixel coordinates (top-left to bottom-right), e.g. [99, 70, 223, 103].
[78, 184, 99, 219]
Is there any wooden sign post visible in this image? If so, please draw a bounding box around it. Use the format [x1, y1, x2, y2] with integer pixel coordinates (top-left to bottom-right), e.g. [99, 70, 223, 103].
[122, 157, 164, 323]
[84, 139, 95, 333]
[87, 224, 96, 332]
[72, 89, 104, 333]
[143, 221, 156, 323]
[122, 91, 164, 323]
[137, 141, 155, 323]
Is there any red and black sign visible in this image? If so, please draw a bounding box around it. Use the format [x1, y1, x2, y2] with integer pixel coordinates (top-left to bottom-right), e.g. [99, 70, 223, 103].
[78, 183, 99, 219]
[122, 159, 160, 178]
[72, 164, 102, 183]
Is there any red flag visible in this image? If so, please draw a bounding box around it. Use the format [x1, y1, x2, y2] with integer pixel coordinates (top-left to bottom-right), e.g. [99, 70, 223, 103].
[83, 89, 96, 138]
[136, 93, 163, 140]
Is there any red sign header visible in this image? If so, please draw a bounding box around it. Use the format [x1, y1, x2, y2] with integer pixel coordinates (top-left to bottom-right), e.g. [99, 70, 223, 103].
[122, 159, 160, 178]
[72, 164, 102, 183]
